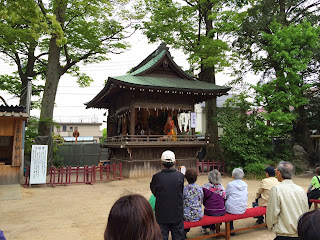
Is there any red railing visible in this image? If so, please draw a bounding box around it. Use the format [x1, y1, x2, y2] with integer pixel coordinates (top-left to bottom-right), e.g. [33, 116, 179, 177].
[24, 163, 122, 187]
[197, 160, 225, 175]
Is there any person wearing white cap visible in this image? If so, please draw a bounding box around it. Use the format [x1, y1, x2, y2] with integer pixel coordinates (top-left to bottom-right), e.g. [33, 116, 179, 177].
[150, 150, 185, 240]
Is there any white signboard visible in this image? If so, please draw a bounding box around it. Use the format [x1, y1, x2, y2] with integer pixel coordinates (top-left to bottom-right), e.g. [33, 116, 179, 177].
[190, 112, 197, 128]
[30, 145, 48, 184]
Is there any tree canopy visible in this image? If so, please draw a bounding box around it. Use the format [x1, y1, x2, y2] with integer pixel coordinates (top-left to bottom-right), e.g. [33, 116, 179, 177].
[233, 0, 320, 155]
[142, 0, 247, 161]
[0, 0, 143, 135]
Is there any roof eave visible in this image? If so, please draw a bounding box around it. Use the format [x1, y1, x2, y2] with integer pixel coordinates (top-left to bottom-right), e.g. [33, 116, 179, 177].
[109, 78, 231, 94]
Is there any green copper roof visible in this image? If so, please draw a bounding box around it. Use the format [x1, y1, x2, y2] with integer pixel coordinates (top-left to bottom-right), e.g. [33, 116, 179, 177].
[130, 50, 166, 75]
[111, 75, 228, 91]
[86, 43, 231, 109]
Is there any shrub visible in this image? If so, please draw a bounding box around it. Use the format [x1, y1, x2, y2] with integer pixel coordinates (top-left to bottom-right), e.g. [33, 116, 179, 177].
[244, 162, 267, 179]
[218, 93, 272, 175]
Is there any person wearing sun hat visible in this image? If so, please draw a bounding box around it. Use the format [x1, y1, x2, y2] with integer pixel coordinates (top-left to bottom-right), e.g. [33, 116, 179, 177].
[150, 150, 185, 240]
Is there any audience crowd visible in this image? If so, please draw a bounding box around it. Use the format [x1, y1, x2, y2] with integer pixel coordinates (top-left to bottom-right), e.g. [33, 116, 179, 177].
[103, 150, 318, 240]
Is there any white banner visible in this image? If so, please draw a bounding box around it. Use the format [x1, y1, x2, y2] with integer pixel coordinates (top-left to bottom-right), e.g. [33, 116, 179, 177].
[190, 112, 197, 128]
[30, 145, 48, 184]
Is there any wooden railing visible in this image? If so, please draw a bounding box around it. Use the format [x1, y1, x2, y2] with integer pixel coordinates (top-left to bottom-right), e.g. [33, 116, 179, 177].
[104, 135, 209, 144]
[24, 163, 122, 187]
[197, 160, 226, 175]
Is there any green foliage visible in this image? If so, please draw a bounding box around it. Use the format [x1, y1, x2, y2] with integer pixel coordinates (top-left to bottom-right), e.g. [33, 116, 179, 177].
[52, 155, 64, 168]
[0, 0, 144, 134]
[252, 21, 319, 138]
[142, 0, 245, 72]
[100, 128, 107, 143]
[307, 84, 320, 135]
[25, 117, 64, 166]
[52, 133, 64, 167]
[218, 93, 272, 171]
[244, 162, 267, 179]
[0, 75, 21, 96]
[25, 116, 40, 156]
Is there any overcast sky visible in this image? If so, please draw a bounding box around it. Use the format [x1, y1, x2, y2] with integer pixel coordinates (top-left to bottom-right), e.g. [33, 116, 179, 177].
[0, 31, 256, 126]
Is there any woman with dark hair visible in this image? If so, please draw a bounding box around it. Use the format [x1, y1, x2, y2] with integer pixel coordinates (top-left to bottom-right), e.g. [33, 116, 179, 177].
[307, 167, 320, 208]
[183, 169, 203, 237]
[183, 169, 203, 221]
[298, 210, 320, 240]
[104, 194, 162, 240]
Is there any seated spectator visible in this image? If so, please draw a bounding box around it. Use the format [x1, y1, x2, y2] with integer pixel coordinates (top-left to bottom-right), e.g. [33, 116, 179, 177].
[183, 169, 203, 237]
[307, 167, 320, 209]
[0, 230, 6, 240]
[104, 194, 162, 240]
[201, 169, 226, 235]
[255, 166, 279, 224]
[225, 168, 248, 235]
[298, 210, 320, 240]
[267, 161, 308, 240]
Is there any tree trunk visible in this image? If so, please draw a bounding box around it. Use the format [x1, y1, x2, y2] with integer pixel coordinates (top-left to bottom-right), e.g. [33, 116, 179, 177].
[198, 5, 225, 162]
[20, 75, 29, 107]
[38, 36, 62, 136]
[199, 65, 225, 162]
[38, 0, 66, 136]
[294, 105, 314, 155]
[19, 45, 36, 107]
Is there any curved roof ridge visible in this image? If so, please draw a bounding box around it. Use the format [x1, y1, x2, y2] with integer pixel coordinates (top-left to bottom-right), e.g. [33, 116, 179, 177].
[129, 49, 166, 75]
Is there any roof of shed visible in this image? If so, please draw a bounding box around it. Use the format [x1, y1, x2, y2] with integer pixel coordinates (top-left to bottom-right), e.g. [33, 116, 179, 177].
[0, 105, 29, 118]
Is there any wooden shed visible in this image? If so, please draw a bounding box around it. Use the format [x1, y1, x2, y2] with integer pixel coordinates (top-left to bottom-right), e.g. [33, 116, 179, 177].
[86, 43, 231, 177]
[0, 105, 28, 184]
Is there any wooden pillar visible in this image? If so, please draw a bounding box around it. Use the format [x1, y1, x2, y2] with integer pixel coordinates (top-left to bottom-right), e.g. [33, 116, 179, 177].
[107, 101, 117, 137]
[130, 106, 136, 135]
[12, 119, 22, 167]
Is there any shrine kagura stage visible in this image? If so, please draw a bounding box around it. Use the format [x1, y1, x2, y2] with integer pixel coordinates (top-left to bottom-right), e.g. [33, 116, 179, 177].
[86, 43, 230, 177]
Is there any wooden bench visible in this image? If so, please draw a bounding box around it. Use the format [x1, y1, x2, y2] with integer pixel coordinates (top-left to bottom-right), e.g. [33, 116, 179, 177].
[184, 207, 266, 240]
[309, 199, 320, 210]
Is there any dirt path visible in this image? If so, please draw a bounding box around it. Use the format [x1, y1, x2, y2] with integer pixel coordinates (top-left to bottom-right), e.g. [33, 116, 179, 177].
[0, 173, 313, 240]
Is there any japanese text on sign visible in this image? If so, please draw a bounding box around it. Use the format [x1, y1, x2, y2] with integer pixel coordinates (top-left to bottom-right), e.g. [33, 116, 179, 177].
[30, 145, 48, 184]
[190, 112, 197, 128]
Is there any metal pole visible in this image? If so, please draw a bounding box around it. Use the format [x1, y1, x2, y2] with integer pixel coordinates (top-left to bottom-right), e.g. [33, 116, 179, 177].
[26, 80, 32, 115]
[20, 77, 32, 183]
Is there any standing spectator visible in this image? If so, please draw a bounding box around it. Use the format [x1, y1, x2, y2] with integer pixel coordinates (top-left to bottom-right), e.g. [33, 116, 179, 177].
[225, 168, 248, 235]
[150, 150, 185, 240]
[149, 194, 156, 212]
[255, 166, 279, 224]
[298, 210, 320, 240]
[267, 161, 308, 240]
[104, 194, 162, 240]
[183, 169, 203, 237]
[307, 167, 320, 208]
[201, 169, 226, 234]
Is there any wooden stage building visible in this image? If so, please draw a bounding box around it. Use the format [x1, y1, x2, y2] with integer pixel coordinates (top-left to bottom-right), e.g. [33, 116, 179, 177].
[86, 43, 230, 177]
